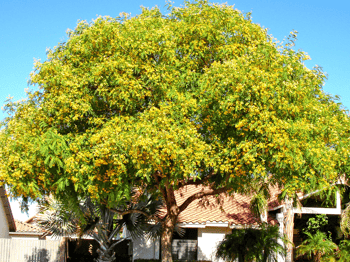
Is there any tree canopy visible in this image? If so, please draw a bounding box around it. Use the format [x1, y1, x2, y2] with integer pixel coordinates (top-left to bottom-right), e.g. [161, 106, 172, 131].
[0, 0, 349, 260]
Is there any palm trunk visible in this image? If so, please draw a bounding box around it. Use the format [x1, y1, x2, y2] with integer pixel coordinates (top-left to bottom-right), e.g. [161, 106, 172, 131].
[96, 247, 116, 262]
[95, 233, 118, 262]
[94, 207, 119, 262]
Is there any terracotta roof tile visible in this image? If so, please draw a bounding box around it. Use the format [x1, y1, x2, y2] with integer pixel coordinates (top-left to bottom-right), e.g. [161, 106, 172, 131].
[267, 186, 282, 210]
[172, 185, 280, 226]
[15, 219, 44, 233]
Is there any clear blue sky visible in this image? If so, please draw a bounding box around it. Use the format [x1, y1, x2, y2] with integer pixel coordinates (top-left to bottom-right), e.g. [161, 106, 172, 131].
[1, 0, 349, 220]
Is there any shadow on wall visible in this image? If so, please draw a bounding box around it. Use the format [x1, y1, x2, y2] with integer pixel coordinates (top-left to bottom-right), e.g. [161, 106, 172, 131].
[198, 244, 220, 262]
[172, 239, 197, 260]
[198, 245, 209, 261]
[25, 248, 50, 262]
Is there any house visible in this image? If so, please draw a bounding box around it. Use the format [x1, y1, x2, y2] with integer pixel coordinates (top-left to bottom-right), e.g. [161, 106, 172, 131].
[132, 185, 280, 262]
[0, 186, 16, 238]
[10, 219, 46, 239]
[132, 184, 345, 262]
[270, 187, 343, 262]
[0, 186, 48, 240]
[0, 186, 66, 262]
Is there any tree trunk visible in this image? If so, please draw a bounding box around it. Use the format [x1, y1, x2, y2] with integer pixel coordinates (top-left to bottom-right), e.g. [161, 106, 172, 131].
[160, 185, 179, 262]
[161, 216, 177, 262]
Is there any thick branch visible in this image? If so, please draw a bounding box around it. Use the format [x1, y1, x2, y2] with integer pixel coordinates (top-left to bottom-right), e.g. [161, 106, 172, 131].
[153, 171, 167, 202]
[178, 186, 228, 213]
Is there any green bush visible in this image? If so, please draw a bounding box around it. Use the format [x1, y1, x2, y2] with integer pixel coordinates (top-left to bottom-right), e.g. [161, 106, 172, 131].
[134, 260, 211, 262]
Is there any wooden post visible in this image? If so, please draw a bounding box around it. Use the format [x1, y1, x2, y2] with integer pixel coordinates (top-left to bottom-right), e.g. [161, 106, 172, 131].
[276, 213, 285, 262]
[283, 197, 294, 262]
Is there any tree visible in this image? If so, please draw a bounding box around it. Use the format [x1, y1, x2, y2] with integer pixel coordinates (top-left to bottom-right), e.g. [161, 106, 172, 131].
[215, 228, 258, 262]
[256, 224, 287, 262]
[0, 1, 349, 261]
[296, 231, 338, 262]
[215, 224, 286, 262]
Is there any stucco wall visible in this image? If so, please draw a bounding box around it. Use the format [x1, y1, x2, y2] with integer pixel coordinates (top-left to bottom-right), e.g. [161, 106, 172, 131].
[131, 226, 233, 262]
[9, 234, 41, 240]
[132, 235, 160, 261]
[0, 238, 65, 262]
[0, 200, 10, 238]
[197, 227, 231, 262]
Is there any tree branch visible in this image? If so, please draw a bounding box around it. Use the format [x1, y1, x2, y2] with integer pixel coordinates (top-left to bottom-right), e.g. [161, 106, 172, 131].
[178, 186, 228, 214]
[152, 171, 167, 199]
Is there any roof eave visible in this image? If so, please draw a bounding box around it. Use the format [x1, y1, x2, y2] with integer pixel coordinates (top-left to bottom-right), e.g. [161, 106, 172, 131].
[9, 232, 44, 236]
[0, 187, 16, 232]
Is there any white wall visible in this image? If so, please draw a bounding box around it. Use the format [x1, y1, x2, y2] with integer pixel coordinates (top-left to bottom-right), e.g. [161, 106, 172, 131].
[131, 226, 232, 262]
[132, 235, 159, 261]
[0, 238, 65, 262]
[0, 200, 10, 238]
[197, 227, 231, 262]
[9, 234, 41, 240]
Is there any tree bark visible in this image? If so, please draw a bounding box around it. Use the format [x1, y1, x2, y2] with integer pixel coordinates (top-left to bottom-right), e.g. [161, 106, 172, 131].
[161, 214, 177, 262]
[156, 177, 228, 262]
[160, 184, 179, 262]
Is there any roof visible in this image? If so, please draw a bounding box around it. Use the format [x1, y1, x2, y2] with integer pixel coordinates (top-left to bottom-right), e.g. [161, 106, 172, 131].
[14, 219, 44, 234]
[0, 186, 16, 232]
[174, 185, 280, 227]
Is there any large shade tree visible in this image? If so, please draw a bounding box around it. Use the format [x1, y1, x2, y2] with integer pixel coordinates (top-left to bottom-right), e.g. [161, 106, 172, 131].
[1, 1, 349, 261]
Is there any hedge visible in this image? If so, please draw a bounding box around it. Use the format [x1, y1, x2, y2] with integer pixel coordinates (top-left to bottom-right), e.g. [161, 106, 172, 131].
[134, 260, 211, 262]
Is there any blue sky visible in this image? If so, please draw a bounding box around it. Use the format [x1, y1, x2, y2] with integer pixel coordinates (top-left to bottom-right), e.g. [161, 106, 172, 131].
[1, 0, 349, 220]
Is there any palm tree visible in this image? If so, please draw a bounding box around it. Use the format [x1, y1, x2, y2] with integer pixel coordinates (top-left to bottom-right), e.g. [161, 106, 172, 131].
[35, 193, 162, 262]
[215, 224, 286, 262]
[296, 231, 338, 262]
[215, 227, 258, 262]
[255, 223, 287, 262]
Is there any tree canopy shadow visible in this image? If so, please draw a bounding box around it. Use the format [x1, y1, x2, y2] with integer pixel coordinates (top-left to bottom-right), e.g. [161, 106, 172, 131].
[25, 247, 50, 262]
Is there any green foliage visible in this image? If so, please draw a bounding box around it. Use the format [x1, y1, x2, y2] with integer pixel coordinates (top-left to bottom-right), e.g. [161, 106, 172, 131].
[134, 260, 161, 262]
[338, 240, 350, 262]
[250, 193, 267, 222]
[0, 0, 349, 235]
[303, 214, 329, 235]
[215, 224, 286, 262]
[296, 231, 338, 262]
[134, 259, 211, 262]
